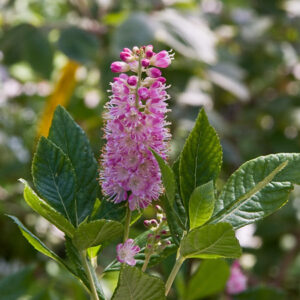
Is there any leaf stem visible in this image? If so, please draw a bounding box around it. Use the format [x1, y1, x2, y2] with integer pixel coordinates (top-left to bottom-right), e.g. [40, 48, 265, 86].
[123, 205, 131, 242]
[80, 250, 100, 300]
[165, 253, 185, 296]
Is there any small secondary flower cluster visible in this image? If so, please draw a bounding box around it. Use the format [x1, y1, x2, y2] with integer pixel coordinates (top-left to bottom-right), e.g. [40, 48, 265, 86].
[100, 45, 173, 210]
[226, 260, 247, 295]
[116, 239, 140, 266]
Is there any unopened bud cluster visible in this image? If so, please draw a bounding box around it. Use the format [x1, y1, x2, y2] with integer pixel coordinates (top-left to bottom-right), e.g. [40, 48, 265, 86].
[144, 205, 171, 255]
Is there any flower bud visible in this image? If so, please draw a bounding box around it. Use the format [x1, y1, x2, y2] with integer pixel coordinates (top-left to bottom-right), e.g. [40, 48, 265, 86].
[150, 50, 172, 68]
[145, 45, 154, 58]
[127, 76, 138, 86]
[144, 220, 151, 227]
[155, 205, 163, 212]
[146, 68, 162, 78]
[142, 59, 150, 67]
[157, 77, 166, 84]
[150, 219, 159, 227]
[110, 61, 130, 73]
[120, 51, 133, 62]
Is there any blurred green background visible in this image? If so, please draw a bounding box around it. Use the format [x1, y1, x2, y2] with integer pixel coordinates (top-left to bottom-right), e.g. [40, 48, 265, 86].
[1, 0, 300, 299]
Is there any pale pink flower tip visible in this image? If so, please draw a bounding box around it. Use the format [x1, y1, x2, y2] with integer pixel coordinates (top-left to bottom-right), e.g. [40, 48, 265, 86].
[116, 239, 140, 266]
[226, 261, 247, 295]
[111, 61, 130, 73]
[150, 50, 173, 68]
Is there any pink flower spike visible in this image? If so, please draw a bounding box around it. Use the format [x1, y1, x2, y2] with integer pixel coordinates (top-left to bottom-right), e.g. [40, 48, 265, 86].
[226, 261, 247, 295]
[150, 50, 172, 68]
[100, 45, 172, 211]
[116, 239, 140, 266]
[138, 87, 150, 100]
[146, 67, 162, 78]
[111, 61, 130, 73]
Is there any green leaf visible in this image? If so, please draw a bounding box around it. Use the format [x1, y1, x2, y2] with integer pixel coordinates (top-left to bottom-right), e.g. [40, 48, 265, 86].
[0, 266, 34, 300]
[20, 179, 75, 237]
[32, 137, 77, 226]
[65, 237, 105, 300]
[172, 156, 181, 195]
[58, 27, 100, 64]
[93, 199, 127, 222]
[72, 219, 123, 250]
[174, 193, 188, 229]
[160, 195, 184, 246]
[180, 223, 241, 259]
[179, 109, 222, 212]
[48, 106, 98, 223]
[87, 245, 101, 258]
[234, 286, 286, 300]
[65, 237, 89, 287]
[189, 181, 215, 230]
[0, 23, 53, 78]
[172, 158, 188, 228]
[211, 154, 300, 229]
[8, 215, 69, 268]
[151, 150, 176, 206]
[112, 13, 154, 53]
[112, 265, 165, 300]
[185, 259, 230, 300]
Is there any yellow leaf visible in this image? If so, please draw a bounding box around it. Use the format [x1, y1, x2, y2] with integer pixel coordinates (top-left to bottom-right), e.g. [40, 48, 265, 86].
[36, 60, 80, 138]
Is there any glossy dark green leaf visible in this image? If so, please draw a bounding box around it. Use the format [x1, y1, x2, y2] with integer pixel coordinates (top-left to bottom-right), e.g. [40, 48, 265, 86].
[185, 259, 230, 300]
[151, 150, 176, 206]
[211, 154, 300, 229]
[48, 106, 98, 223]
[160, 195, 184, 246]
[179, 109, 222, 212]
[180, 223, 241, 259]
[111, 265, 165, 300]
[93, 199, 127, 222]
[32, 137, 77, 225]
[172, 156, 181, 195]
[72, 219, 123, 250]
[20, 179, 75, 237]
[58, 27, 100, 64]
[189, 181, 215, 230]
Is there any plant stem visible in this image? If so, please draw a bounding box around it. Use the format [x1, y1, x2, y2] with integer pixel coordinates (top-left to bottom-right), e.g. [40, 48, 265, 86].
[141, 251, 152, 272]
[123, 205, 131, 242]
[165, 254, 185, 296]
[80, 250, 100, 300]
